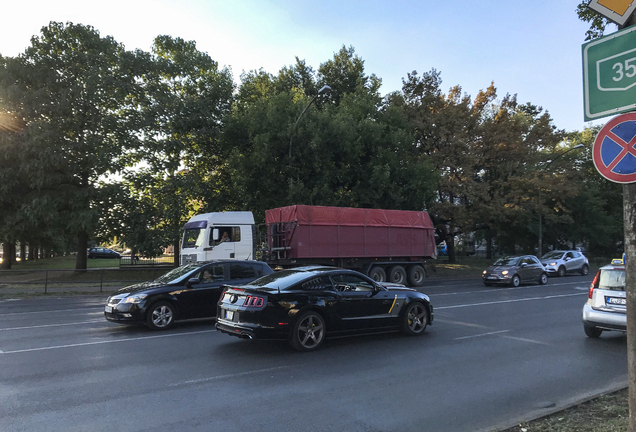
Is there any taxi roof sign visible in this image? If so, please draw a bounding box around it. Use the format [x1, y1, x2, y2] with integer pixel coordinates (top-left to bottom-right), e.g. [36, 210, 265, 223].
[611, 253, 626, 265]
[588, 0, 636, 26]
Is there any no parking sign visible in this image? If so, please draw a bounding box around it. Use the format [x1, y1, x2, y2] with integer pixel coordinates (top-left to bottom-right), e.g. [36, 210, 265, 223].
[593, 112, 636, 183]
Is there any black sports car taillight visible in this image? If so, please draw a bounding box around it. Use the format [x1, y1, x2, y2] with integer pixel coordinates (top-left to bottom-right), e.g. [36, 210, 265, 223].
[243, 295, 266, 308]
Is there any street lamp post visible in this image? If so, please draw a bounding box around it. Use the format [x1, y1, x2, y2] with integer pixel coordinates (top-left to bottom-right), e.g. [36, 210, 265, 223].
[537, 143, 585, 256]
[289, 85, 331, 159]
[288, 85, 331, 199]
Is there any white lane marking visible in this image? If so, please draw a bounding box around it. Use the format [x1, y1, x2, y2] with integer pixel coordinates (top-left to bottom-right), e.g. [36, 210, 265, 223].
[0, 307, 100, 316]
[170, 366, 291, 387]
[0, 320, 105, 331]
[501, 335, 552, 346]
[436, 292, 584, 310]
[431, 281, 587, 297]
[454, 330, 511, 340]
[0, 329, 215, 354]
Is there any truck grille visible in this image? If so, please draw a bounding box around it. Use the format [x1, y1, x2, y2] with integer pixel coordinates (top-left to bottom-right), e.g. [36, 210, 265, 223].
[181, 254, 198, 265]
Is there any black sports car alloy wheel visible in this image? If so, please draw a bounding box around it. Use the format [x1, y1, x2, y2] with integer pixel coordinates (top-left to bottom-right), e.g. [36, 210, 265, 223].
[402, 302, 428, 335]
[290, 311, 326, 352]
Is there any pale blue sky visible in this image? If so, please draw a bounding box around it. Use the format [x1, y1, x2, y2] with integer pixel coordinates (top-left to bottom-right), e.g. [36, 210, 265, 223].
[2, 1, 612, 132]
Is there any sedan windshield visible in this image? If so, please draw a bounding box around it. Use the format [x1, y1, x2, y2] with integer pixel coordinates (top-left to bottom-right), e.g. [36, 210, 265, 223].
[493, 257, 520, 266]
[542, 251, 563, 260]
[154, 263, 202, 284]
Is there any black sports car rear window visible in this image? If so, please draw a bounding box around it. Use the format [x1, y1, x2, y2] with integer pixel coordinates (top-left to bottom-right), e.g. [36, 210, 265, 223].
[244, 270, 310, 290]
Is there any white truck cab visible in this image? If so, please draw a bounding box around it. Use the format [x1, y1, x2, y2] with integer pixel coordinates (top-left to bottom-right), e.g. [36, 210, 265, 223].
[180, 212, 255, 265]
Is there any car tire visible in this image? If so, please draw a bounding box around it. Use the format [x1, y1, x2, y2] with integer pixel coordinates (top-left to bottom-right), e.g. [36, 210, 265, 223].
[580, 264, 589, 276]
[584, 325, 602, 338]
[289, 310, 326, 352]
[388, 266, 407, 285]
[146, 301, 176, 331]
[401, 301, 428, 336]
[368, 267, 386, 283]
[539, 273, 548, 285]
[557, 266, 566, 277]
[510, 275, 521, 287]
[407, 265, 426, 287]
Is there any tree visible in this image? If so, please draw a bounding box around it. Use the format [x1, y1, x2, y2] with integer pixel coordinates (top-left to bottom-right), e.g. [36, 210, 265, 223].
[0, 22, 144, 269]
[123, 35, 234, 266]
[221, 48, 437, 224]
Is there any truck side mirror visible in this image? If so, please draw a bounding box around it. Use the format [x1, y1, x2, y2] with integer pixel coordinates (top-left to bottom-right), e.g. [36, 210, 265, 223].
[212, 228, 219, 242]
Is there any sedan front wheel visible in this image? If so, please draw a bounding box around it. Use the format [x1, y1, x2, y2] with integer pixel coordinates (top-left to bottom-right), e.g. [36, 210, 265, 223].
[146, 301, 176, 330]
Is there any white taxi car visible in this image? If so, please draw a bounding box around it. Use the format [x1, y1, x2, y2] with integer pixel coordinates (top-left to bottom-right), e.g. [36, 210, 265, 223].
[581, 257, 626, 338]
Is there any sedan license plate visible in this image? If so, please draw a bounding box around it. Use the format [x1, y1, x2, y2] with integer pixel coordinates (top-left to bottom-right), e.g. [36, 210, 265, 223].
[607, 297, 626, 306]
[225, 309, 234, 320]
[105, 305, 113, 313]
[486, 276, 497, 280]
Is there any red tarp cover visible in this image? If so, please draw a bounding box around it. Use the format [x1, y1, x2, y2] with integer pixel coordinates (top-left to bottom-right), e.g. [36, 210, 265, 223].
[265, 205, 436, 259]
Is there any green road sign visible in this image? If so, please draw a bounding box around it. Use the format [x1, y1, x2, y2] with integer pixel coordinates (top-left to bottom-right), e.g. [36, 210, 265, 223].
[583, 25, 636, 121]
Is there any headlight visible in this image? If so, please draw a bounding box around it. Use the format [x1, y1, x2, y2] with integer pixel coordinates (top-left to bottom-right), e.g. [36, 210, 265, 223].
[123, 294, 148, 303]
[502, 270, 509, 275]
[549, 262, 557, 266]
[482, 270, 487, 275]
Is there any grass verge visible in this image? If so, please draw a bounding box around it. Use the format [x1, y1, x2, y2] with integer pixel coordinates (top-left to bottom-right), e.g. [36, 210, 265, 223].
[502, 388, 628, 431]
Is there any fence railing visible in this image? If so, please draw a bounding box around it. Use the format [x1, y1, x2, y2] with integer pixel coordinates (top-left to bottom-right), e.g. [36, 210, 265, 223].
[0, 267, 173, 295]
[119, 255, 175, 267]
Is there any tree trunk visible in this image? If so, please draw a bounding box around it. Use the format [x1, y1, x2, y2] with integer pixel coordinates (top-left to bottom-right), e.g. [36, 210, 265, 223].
[20, 242, 26, 263]
[1, 242, 12, 270]
[623, 183, 636, 432]
[75, 230, 88, 270]
[173, 238, 180, 268]
[447, 236, 456, 264]
[486, 229, 493, 260]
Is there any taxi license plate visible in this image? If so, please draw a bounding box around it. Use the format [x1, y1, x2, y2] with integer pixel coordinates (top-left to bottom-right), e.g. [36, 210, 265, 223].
[607, 297, 626, 305]
[105, 305, 113, 313]
[225, 310, 234, 320]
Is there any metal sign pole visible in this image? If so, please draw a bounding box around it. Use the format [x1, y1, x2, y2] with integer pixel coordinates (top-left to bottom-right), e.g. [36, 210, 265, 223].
[625, 183, 636, 430]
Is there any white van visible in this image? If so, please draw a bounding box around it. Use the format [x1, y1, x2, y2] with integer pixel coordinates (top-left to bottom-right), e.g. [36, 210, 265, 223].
[180, 212, 255, 265]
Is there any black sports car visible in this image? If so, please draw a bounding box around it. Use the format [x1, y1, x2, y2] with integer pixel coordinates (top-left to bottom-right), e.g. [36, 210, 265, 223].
[105, 260, 273, 330]
[216, 266, 433, 351]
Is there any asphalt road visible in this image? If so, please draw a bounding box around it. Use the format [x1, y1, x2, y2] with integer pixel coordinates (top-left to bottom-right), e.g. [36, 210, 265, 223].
[0, 274, 627, 432]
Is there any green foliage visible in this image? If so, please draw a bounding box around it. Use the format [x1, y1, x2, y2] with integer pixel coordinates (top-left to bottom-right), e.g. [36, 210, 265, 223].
[0, 22, 144, 269]
[0, 22, 623, 266]
[576, 1, 615, 40]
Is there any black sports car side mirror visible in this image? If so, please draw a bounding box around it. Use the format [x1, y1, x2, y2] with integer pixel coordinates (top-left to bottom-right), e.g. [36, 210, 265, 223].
[186, 277, 198, 288]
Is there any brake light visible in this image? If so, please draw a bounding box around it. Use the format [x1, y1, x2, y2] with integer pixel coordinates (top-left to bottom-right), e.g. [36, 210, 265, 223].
[589, 271, 601, 299]
[243, 295, 265, 308]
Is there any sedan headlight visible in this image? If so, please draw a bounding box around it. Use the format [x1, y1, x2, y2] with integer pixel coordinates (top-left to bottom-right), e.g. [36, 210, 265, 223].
[123, 294, 148, 303]
[501, 270, 509, 275]
[548, 262, 557, 266]
[482, 270, 487, 275]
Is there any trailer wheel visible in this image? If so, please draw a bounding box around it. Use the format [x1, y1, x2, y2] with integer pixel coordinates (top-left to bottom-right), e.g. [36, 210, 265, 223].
[368, 267, 386, 282]
[407, 265, 426, 287]
[389, 266, 407, 285]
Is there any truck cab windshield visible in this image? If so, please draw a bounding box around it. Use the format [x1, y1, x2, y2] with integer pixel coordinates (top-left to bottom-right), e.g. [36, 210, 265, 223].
[182, 228, 205, 249]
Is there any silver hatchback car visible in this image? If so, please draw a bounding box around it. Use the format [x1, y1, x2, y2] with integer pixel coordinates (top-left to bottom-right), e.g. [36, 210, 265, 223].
[541, 250, 589, 277]
[582, 260, 626, 338]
